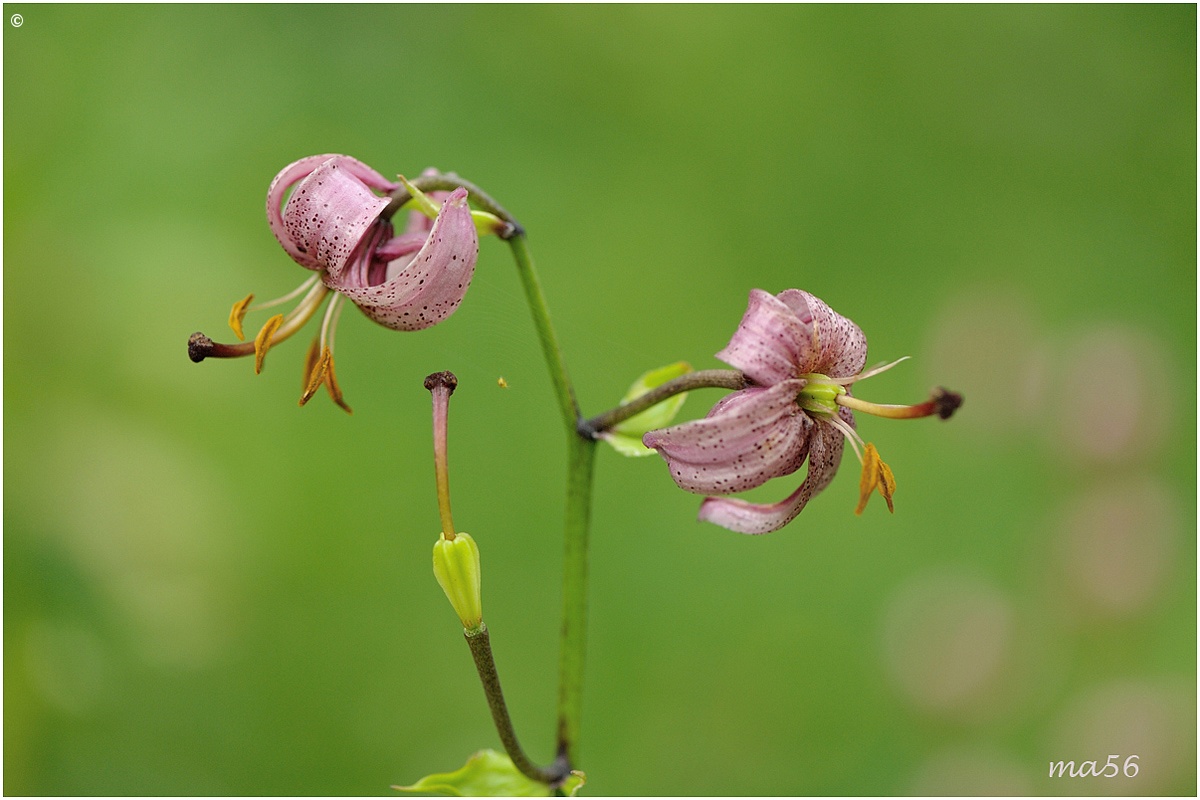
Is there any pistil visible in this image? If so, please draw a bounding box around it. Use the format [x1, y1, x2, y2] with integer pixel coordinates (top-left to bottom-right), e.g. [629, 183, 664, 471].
[835, 386, 963, 420]
[425, 371, 459, 541]
[187, 280, 332, 363]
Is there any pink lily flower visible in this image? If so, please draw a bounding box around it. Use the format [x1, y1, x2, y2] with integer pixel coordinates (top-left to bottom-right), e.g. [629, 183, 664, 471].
[188, 155, 479, 411]
[268, 158, 479, 333]
[643, 289, 960, 534]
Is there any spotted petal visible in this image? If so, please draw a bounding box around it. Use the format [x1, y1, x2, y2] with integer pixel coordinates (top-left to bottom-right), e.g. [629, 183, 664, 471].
[642, 379, 812, 495]
[776, 289, 867, 379]
[327, 187, 478, 331]
[278, 157, 396, 279]
[715, 289, 818, 385]
[267, 154, 399, 271]
[697, 407, 852, 535]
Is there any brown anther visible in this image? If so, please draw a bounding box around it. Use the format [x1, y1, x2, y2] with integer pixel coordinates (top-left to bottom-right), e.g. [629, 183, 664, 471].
[253, 314, 285, 374]
[229, 294, 255, 341]
[933, 387, 964, 420]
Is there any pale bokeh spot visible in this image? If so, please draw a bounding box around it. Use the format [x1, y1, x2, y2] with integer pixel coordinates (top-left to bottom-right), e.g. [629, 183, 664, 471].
[1054, 477, 1177, 619]
[910, 744, 1033, 796]
[1050, 324, 1170, 465]
[882, 571, 1014, 716]
[923, 285, 1049, 437]
[1047, 678, 1195, 795]
[33, 401, 243, 668]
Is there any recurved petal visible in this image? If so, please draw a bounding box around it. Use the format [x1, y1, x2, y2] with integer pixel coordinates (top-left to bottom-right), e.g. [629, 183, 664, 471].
[715, 289, 817, 385]
[776, 289, 867, 379]
[267, 155, 399, 270]
[280, 157, 394, 277]
[697, 407, 851, 534]
[642, 379, 812, 495]
[329, 187, 479, 331]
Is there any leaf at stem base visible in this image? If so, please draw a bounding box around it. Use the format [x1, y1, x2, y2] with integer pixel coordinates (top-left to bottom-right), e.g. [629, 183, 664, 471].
[394, 750, 553, 797]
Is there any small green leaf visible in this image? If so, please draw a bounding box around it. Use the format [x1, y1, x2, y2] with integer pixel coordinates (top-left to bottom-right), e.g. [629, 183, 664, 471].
[602, 361, 693, 457]
[600, 430, 659, 457]
[394, 750, 552, 797]
[561, 770, 587, 796]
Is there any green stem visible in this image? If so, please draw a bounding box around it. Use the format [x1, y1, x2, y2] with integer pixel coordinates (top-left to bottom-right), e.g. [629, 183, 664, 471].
[504, 233, 595, 769]
[506, 234, 581, 428]
[465, 625, 570, 785]
[382, 173, 524, 239]
[556, 434, 595, 765]
[578, 369, 747, 438]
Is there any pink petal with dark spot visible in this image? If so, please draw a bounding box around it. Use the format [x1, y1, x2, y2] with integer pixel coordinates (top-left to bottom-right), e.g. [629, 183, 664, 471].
[280, 158, 394, 279]
[716, 289, 818, 385]
[642, 379, 811, 495]
[776, 289, 868, 379]
[327, 187, 478, 332]
[697, 408, 852, 534]
[267, 155, 399, 271]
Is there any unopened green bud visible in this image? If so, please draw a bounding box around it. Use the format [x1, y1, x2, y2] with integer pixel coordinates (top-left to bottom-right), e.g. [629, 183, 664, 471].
[796, 373, 846, 415]
[432, 532, 483, 631]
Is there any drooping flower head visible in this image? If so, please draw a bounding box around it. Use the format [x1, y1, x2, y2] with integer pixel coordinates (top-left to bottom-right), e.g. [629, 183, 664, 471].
[268, 158, 480, 332]
[188, 155, 484, 411]
[643, 289, 961, 534]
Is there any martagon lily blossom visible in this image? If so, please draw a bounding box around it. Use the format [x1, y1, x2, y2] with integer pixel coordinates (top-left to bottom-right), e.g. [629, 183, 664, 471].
[187, 154, 481, 412]
[642, 289, 961, 535]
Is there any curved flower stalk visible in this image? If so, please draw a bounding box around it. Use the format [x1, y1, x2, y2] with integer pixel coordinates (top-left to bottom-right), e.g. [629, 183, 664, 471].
[643, 289, 961, 534]
[422, 371, 570, 789]
[187, 155, 480, 411]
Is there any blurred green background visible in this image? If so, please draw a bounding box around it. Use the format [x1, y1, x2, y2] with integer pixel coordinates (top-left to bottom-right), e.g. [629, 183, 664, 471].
[4, 5, 1195, 795]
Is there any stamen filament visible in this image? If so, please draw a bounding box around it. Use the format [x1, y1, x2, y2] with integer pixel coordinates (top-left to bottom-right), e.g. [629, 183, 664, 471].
[327, 295, 345, 353]
[829, 357, 911, 385]
[319, 291, 344, 350]
[247, 273, 321, 313]
[823, 411, 865, 463]
[425, 371, 459, 540]
[283, 279, 330, 327]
